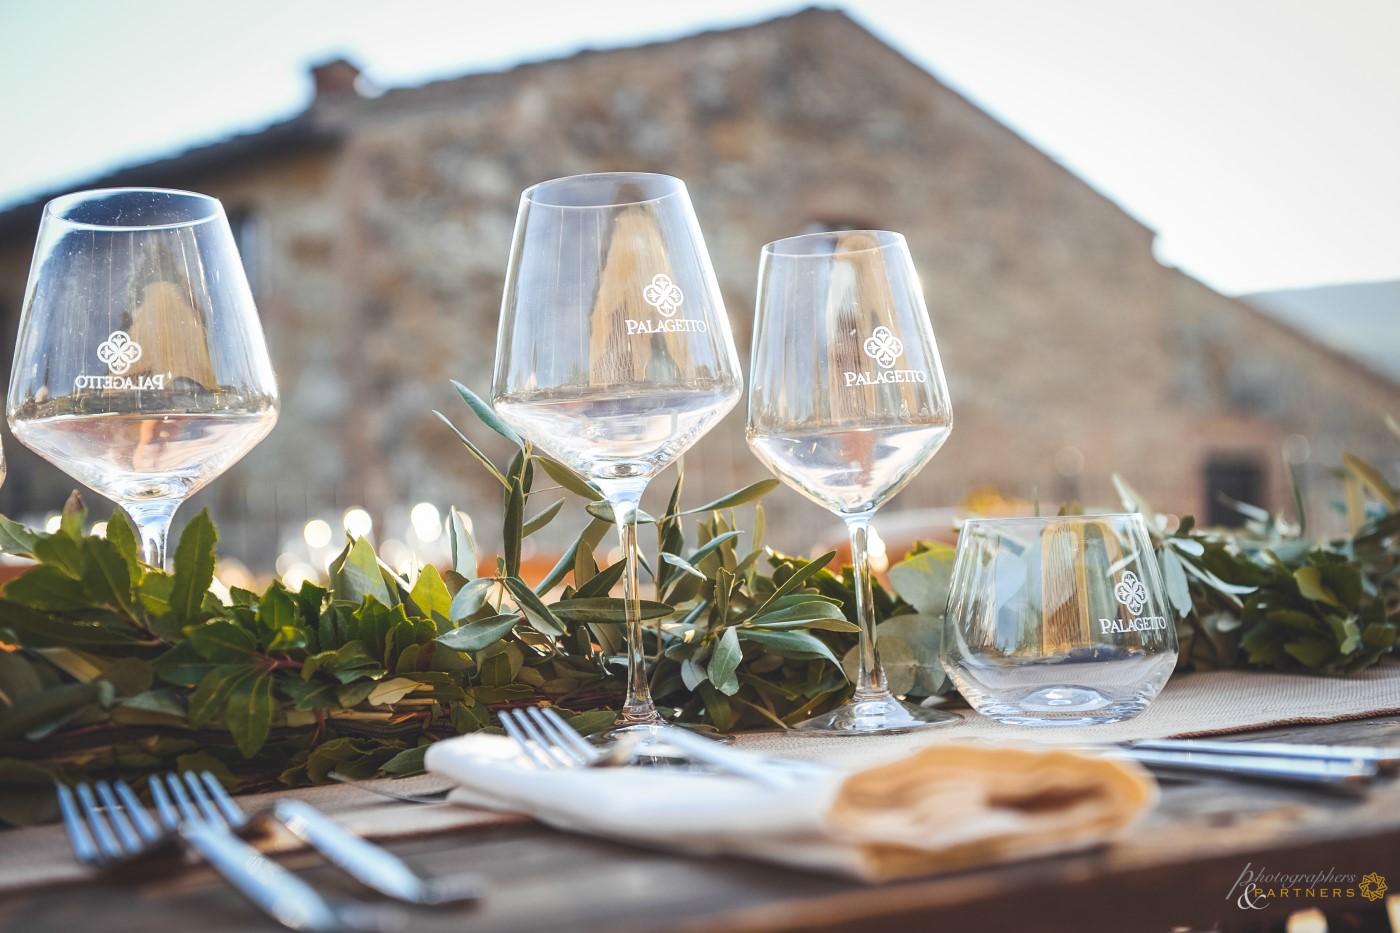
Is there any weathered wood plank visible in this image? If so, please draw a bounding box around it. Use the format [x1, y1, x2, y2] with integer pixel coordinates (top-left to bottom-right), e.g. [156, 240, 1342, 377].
[0, 716, 1396, 933]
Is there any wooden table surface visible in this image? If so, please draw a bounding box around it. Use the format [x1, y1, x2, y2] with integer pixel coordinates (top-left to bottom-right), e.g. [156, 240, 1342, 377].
[1, 715, 1397, 933]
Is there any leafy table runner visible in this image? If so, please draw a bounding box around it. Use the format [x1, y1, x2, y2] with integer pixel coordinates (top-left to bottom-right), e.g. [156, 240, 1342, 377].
[1, 665, 1395, 895]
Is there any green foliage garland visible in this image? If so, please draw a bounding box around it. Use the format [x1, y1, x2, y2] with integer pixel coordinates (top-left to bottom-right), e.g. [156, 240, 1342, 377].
[0, 386, 1394, 827]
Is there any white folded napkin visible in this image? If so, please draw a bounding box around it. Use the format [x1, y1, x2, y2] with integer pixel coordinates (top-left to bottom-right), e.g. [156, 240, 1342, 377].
[424, 734, 1156, 882]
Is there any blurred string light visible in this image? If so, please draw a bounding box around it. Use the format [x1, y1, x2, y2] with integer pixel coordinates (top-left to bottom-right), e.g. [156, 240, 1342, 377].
[410, 502, 442, 542]
[281, 562, 319, 590]
[1282, 434, 1311, 465]
[269, 504, 457, 591]
[379, 538, 411, 570]
[44, 514, 61, 533]
[217, 559, 254, 592]
[303, 518, 332, 549]
[343, 507, 373, 539]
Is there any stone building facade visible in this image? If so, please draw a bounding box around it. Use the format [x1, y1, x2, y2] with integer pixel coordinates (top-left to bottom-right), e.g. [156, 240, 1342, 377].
[0, 9, 1395, 570]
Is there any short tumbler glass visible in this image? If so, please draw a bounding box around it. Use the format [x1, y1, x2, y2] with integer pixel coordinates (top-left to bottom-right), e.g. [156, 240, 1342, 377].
[941, 513, 1178, 726]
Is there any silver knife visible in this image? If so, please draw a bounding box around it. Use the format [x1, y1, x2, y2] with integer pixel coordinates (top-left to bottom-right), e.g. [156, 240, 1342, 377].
[179, 820, 407, 933]
[1129, 738, 1400, 772]
[270, 800, 481, 905]
[1109, 747, 1379, 791]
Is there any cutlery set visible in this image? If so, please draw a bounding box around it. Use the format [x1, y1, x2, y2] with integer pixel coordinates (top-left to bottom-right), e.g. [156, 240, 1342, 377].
[502, 706, 1399, 795]
[56, 710, 1396, 931]
[57, 770, 478, 933]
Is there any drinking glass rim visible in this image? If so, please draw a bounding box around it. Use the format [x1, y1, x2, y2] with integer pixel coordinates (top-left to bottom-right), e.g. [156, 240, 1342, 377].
[958, 511, 1148, 528]
[761, 229, 908, 259]
[44, 187, 225, 231]
[522, 172, 687, 209]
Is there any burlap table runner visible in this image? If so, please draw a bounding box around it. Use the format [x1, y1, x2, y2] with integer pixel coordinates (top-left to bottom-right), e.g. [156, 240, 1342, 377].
[1, 664, 1396, 895]
[734, 663, 1400, 767]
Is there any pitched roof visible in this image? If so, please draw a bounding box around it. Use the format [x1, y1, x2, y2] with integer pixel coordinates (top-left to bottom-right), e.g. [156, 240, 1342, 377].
[0, 115, 340, 238]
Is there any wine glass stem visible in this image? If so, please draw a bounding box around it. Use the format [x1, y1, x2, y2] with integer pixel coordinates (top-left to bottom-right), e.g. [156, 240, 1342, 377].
[844, 512, 889, 702]
[600, 480, 659, 726]
[122, 500, 181, 569]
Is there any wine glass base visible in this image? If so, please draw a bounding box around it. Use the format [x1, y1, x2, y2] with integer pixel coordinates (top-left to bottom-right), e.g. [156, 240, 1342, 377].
[598, 719, 737, 745]
[791, 696, 962, 736]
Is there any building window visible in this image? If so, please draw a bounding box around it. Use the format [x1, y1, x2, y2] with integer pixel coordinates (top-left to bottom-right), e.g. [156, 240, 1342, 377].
[227, 207, 265, 301]
[1204, 454, 1265, 527]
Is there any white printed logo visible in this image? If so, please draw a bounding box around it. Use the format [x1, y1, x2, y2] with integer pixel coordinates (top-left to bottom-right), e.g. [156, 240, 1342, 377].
[641, 273, 684, 318]
[843, 324, 924, 388]
[1114, 570, 1148, 615]
[626, 272, 706, 336]
[74, 329, 163, 391]
[863, 326, 904, 369]
[97, 330, 142, 375]
[1100, 569, 1167, 635]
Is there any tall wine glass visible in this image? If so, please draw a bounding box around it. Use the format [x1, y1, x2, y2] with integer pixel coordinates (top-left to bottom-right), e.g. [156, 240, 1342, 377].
[747, 230, 960, 734]
[7, 188, 279, 567]
[492, 173, 742, 732]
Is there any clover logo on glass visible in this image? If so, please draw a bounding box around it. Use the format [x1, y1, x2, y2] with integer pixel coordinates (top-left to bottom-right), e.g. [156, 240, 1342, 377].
[96, 330, 143, 375]
[642, 273, 684, 318]
[863, 326, 904, 369]
[1114, 571, 1149, 616]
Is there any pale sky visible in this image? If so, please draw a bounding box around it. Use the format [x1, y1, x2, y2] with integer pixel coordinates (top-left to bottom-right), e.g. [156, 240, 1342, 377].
[1, 0, 1396, 296]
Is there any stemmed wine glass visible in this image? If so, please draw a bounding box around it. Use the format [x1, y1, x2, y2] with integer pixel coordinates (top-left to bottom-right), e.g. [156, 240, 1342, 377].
[492, 173, 742, 732]
[7, 188, 279, 567]
[746, 230, 960, 734]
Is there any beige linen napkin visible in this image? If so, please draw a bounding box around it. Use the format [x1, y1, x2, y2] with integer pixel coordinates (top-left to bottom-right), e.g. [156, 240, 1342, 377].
[423, 735, 1156, 882]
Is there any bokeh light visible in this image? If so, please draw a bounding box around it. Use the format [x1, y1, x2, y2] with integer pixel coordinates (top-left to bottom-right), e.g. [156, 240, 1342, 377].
[410, 502, 442, 542]
[281, 562, 319, 590]
[343, 507, 373, 539]
[303, 518, 333, 549]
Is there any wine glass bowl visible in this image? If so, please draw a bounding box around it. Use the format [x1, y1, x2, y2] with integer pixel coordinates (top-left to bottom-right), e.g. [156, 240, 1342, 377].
[746, 230, 958, 735]
[491, 172, 742, 731]
[941, 513, 1179, 726]
[6, 188, 279, 566]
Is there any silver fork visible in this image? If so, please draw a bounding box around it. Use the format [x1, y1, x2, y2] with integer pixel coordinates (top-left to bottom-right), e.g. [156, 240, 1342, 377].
[499, 706, 610, 770]
[58, 776, 405, 933]
[499, 706, 828, 787]
[57, 778, 177, 867]
[154, 771, 479, 906]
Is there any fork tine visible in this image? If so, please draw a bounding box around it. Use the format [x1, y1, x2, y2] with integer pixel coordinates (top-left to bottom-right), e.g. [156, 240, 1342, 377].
[114, 780, 162, 844]
[75, 782, 123, 862]
[526, 707, 595, 764]
[94, 780, 144, 854]
[498, 709, 547, 768]
[196, 772, 249, 830]
[510, 708, 577, 768]
[57, 784, 101, 866]
[160, 773, 201, 827]
[534, 707, 601, 761]
[148, 774, 179, 832]
[181, 771, 228, 829]
[499, 709, 558, 769]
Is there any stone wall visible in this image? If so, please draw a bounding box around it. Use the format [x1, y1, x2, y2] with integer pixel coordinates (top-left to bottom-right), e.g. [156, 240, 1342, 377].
[0, 9, 1395, 571]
